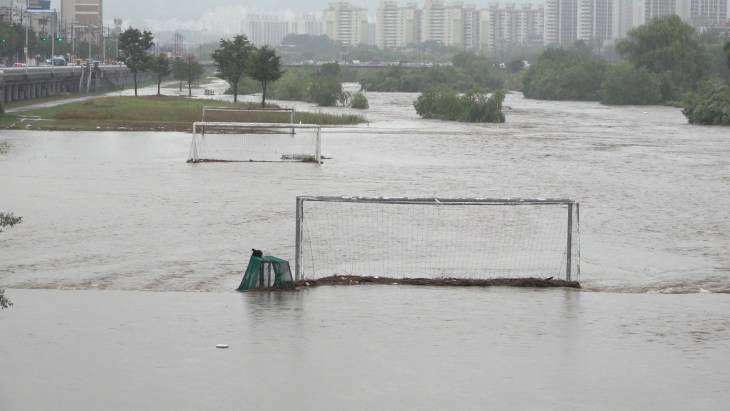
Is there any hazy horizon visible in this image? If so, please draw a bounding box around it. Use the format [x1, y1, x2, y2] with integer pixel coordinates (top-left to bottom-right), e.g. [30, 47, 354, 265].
[52, 0, 543, 33]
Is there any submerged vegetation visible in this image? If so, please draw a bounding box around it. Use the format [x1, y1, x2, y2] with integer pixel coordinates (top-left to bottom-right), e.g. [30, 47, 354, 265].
[523, 15, 728, 119]
[358, 58, 508, 93]
[236, 63, 354, 107]
[350, 92, 369, 109]
[414, 89, 506, 123]
[682, 82, 730, 126]
[0, 212, 22, 310]
[0, 96, 365, 131]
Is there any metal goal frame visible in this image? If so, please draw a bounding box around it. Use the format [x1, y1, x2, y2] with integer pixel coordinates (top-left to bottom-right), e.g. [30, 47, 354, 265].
[295, 196, 580, 281]
[187, 122, 322, 164]
[201, 106, 296, 135]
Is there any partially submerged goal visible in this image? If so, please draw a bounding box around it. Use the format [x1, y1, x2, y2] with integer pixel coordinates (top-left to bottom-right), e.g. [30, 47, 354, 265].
[187, 122, 322, 163]
[295, 196, 580, 282]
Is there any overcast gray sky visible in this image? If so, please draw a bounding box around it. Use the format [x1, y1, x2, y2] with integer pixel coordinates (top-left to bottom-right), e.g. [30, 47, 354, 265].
[102, 0, 539, 21]
[51, 0, 541, 33]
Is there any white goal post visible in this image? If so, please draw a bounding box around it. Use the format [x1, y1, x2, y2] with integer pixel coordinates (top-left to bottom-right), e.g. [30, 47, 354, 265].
[187, 122, 322, 164]
[295, 196, 581, 282]
[201, 106, 296, 135]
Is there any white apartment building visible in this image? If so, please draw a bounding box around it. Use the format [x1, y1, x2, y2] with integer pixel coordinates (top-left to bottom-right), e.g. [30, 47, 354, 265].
[377, 0, 399, 48]
[689, 0, 728, 25]
[61, 0, 102, 29]
[480, 3, 545, 53]
[577, 0, 614, 44]
[295, 13, 322, 36]
[377, 1, 423, 49]
[244, 14, 292, 47]
[443, 2, 465, 47]
[544, 0, 578, 46]
[0, 0, 24, 24]
[462, 4, 479, 50]
[422, 0, 446, 44]
[397, 3, 422, 47]
[322, 2, 370, 46]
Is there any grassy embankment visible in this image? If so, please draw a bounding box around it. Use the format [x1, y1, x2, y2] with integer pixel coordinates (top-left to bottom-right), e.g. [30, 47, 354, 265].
[0, 96, 366, 131]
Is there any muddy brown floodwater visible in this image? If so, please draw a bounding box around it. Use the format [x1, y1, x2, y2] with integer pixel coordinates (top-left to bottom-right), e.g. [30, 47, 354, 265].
[1, 87, 729, 409]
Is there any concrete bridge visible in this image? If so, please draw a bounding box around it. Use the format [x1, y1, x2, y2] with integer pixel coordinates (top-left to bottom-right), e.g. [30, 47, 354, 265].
[0, 66, 145, 105]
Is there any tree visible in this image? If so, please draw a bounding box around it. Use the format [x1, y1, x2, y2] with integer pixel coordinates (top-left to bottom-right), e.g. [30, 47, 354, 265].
[118, 28, 154, 97]
[725, 41, 730, 69]
[600, 64, 663, 105]
[184, 55, 205, 97]
[212, 35, 253, 103]
[616, 16, 707, 101]
[522, 48, 608, 101]
[247, 46, 283, 107]
[1, 212, 21, 310]
[152, 54, 171, 96]
[682, 81, 730, 126]
[172, 57, 187, 92]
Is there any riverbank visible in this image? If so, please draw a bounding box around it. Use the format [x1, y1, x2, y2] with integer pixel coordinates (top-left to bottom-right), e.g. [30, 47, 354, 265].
[0, 96, 366, 131]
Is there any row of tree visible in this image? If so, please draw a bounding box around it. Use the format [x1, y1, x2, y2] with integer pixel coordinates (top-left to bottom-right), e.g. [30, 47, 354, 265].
[212, 35, 283, 106]
[522, 16, 730, 109]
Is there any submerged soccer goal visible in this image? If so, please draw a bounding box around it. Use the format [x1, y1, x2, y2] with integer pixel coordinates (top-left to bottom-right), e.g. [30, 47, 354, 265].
[295, 196, 581, 282]
[187, 122, 322, 163]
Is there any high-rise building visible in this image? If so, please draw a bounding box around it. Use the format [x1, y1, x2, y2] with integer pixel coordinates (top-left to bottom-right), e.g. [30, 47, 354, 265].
[0, 0, 24, 24]
[479, 3, 545, 54]
[640, 0, 687, 21]
[295, 13, 322, 36]
[60, 0, 102, 29]
[577, 0, 614, 44]
[689, 0, 728, 25]
[443, 2, 465, 47]
[422, 0, 446, 44]
[544, 0, 578, 46]
[397, 3, 422, 47]
[377, 0, 399, 49]
[611, 0, 641, 39]
[322, 2, 370, 46]
[244, 14, 292, 47]
[462, 4, 480, 50]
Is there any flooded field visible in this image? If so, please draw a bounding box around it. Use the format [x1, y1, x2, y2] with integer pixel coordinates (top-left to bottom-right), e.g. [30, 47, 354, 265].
[1, 88, 728, 293]
[2, 86, 730, 409]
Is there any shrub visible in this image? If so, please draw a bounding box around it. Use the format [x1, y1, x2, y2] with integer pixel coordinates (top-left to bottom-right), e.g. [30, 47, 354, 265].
[600, 64, 663, 105]
[414, 89, 506, 123]
[523, 48, 607, 101]
[351, 92, 369, 109]
[682, 82, 730, 126]
[308, 78, 343, 107]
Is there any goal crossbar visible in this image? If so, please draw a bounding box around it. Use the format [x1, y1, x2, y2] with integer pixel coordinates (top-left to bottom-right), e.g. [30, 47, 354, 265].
[188, 122, 322, 163]
[202, 107, 297, 135]
[295, 196, 580, 282]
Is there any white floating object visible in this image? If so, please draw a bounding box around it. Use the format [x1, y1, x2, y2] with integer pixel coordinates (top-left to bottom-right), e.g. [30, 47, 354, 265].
[216, 344, 229, 349]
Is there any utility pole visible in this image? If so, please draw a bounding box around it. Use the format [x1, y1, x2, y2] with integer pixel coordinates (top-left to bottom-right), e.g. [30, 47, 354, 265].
[24, 0, 29, 65]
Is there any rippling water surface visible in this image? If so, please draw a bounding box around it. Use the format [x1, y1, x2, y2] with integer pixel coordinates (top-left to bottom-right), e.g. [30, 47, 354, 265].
[1, 87, 728, 293]
[1, 84, 730, 410]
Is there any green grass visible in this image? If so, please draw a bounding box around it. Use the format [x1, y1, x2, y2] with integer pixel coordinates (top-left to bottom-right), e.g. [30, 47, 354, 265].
[0, 96, 366, 131]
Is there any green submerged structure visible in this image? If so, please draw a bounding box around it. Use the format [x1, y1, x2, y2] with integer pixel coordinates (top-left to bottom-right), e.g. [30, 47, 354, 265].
[237, 251, 295, 291]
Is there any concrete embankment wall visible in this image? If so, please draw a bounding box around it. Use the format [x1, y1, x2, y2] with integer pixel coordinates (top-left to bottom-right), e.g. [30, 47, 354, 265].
[0, 66, 152, 105]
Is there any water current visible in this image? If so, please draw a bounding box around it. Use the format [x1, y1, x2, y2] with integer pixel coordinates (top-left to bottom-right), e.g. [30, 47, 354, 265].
[1, 81, 730, 410]
[1, 81, 728, 293]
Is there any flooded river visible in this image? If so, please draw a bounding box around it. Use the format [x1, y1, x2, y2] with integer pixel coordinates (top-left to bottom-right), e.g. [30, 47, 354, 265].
[1, 85, 729, 409]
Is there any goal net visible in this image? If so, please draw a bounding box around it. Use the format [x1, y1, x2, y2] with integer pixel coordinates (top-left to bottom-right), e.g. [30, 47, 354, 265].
[295, 197, 580, 281]
[201, 106, 296, 129]
[187, 122, 322, 163]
